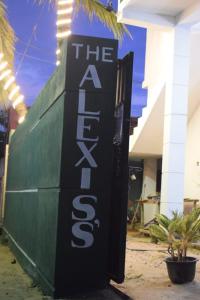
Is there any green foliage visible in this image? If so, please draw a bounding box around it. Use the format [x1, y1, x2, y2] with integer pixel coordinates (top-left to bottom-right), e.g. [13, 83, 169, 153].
[150, 209, 200, 261]
[35, 0, 131, 40]
[0, 1, 14, 64]
[75, 0, 131, 40]
[0, 0, 15, 103]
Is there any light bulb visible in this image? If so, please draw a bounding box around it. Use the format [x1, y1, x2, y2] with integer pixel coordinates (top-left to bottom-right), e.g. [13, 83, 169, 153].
[56, 30, 71, 38]
[56, 18, 72, 26]
[58, 0, 73, 5]
[4, 76, 15, 90]
[0, 61, 8, 71]
[9, 85, 20, 100]
[57, 7, 73, 15]
[0, 69, 11, 81]
[13, 95, 24, 109]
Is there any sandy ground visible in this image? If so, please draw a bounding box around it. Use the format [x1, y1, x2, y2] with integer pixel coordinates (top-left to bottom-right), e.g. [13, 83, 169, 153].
[0, 242, 47, 300]
[1, 233, 200, 300]
[115, 234, 200, 300]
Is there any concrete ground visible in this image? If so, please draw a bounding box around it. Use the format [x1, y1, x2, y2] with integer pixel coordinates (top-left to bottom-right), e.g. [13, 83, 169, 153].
[1, 233, 200, 300]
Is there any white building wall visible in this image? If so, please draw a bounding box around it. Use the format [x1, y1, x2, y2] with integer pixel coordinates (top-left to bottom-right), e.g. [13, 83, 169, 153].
[144, 27, 191, 216]
[142, 158, 157, 199]
[185, 104, 200, 199]
[136, 28, 200, 204]
[144, 28, 172, 90]
[118, 0, 200, 211]
[160, 27, 190, 216]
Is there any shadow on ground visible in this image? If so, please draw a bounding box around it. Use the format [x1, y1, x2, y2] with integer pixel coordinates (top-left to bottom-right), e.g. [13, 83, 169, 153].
[2, 234, 200, 299]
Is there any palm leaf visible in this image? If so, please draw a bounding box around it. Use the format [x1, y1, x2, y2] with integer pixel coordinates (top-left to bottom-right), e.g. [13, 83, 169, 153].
[149, 224, 168, 242]
[156, 214, 171, 229]
[0, 0, 15, 104]
[0, 1, 14, 64]
[75, 0, 131, 40]
[152, 210, 200, 260]
[35, 0, 131, 40]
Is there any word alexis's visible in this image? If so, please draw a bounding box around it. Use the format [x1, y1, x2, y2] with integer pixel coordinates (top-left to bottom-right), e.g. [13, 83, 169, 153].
[70, 43, 114, 249]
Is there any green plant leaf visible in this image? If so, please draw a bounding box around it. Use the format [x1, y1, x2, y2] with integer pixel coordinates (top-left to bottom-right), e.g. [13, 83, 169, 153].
[149, 224, 168, 241]
[34, 0, 131, 40]
[150, 210, 200, 260]
[0, 0, 15, 103]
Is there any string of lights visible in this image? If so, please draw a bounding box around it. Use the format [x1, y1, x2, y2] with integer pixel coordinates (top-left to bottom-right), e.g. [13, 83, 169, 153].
[0, 0, 73, 124]
[56, 0, 74, 66]
[4, 2, 47, 125]
[0, 53, 27, 124]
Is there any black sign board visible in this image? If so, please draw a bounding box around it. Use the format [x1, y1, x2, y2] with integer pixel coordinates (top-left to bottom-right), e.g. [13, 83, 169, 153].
[55, 35, 118, 297]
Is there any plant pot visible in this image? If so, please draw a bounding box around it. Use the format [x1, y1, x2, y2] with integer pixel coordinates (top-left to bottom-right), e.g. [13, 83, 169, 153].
[165, 257, 198, 284]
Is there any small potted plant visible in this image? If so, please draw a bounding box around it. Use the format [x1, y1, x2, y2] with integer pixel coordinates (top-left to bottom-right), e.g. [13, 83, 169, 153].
[150, 209, 200, 284]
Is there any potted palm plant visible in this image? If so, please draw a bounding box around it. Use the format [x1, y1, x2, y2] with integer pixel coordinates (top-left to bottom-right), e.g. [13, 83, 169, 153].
[150, 209, 200, 284]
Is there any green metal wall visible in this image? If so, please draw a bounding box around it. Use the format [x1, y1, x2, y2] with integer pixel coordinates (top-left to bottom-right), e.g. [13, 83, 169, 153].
[4, 44, 67, 293]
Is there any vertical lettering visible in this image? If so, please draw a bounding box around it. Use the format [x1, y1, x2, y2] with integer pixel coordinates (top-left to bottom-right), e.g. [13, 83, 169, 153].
[75, 142, 97, 168]
[72, 195, 97, 221]
[72, 43, 84, 59]
[102, 47, 114, 62]
[70, 40, 116, 249]
[78, 89, 100, 116]
[79, 65, 102, 89]
[71, 195, 98, 248]
[81, 168, 91, 190]
[71, 222, 94, 248]
[86, 45, 100, 61]
[77, 115, 100, 142]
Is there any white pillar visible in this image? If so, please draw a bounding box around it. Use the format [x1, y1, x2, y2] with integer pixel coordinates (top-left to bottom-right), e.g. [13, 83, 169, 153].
[160, 27, 191, 216]
[142, 158, 157, 199]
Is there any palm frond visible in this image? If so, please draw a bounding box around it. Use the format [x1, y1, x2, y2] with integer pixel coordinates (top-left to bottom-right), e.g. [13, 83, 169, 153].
[151, 210, 200, 261]
[156, 214, 171, 229]
[149, 224, 168, 242]
[75, 0, 131, 40]
[0, 1, 14, 64]
[168, 218, 182, 234]
[0, 0, 15, 103]
[35, 0, 131, 40]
